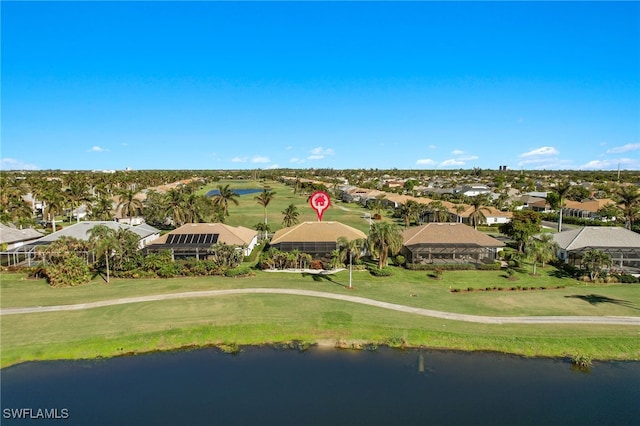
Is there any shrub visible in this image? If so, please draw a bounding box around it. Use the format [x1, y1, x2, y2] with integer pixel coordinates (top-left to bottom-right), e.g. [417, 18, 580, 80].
[224, 266, 254, 277]
[477, 262, 502, 271]
[310, 260, 324, 270]
[394, 255, 405, 266]
[368, 266, 394, 277]
[615, 274, 639, 283]
[406, 263, 475, 271]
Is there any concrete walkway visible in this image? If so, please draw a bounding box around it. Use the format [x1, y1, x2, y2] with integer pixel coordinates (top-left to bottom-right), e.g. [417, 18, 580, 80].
[1, 288, 639, 325]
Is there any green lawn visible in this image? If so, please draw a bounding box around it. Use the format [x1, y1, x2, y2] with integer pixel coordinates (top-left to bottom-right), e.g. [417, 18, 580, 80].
[2, 268, 639, 368]
[197, 179, 387, 233]
[2, 179, 638, 367]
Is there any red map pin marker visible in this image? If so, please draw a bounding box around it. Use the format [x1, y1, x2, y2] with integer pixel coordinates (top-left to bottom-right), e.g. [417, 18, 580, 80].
[310, 191, 331, 221]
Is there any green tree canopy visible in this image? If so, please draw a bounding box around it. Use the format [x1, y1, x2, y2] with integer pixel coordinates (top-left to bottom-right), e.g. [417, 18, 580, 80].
[499, 210, 542, 252]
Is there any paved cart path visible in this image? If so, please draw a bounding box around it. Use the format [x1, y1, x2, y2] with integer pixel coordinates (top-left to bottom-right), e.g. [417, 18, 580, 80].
[1, 288, 639, 325]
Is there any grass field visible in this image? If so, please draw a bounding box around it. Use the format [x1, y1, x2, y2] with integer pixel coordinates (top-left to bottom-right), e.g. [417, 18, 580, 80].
[196, 179, 387, 233]
[2, 267, 639, 368]
[2, 179, 638, 367]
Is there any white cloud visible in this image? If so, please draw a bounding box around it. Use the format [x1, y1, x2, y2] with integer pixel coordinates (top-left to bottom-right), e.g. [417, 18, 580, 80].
[88, 146, 108, 152]
[0, 158, 39, 170]
[416, 158, 435, 166]
[251, 156, 270, 164]
[518, 146, 559, 158]
[579, 158, 639, 170]
[451, 149, 465, 155]
[440, 159, 465, 167]
[231, 156, 248, 163]
[289, 157, 306, 164]
[306, 146, 335, 161]
[267, 164, 280, 169]
[428, 145, 437, 150]
[606, 143, 640, 154]
[459, 155, 479, 161]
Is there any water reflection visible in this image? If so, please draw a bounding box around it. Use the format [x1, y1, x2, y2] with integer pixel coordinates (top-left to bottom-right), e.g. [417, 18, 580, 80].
[2, 347, 638, 426]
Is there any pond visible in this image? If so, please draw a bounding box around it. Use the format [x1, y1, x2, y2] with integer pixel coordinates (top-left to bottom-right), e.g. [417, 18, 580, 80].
[2, 347, 638, 425]
[205, 188, 263, 197]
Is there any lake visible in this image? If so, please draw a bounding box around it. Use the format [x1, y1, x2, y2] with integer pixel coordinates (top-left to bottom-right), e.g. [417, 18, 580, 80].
[1, 347, 638, 425]
[205, 188, 263, 197]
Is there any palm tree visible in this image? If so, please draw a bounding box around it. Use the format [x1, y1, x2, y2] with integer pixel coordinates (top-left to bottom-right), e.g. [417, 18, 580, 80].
[553, 181, 572, 232]
[117, 188, 144, 224]
[368, 194, 386, 219]
[368, 222, 403, 269]
[254, 189, 276, 232]
[254, 222, 272, 240]
[65, 179, 92, 223]
[428, 200, 448, 223]
[582, 249, 612, 281]
[211, 184, 240, 218]
[91, 195, 115, 221]
[43, 183, 66, 233]
[616, 185, 640, 230]
[525, 234, 558, 275]
[454, 204, 466, 223]
[398, 201, 418, 228]
[281, 203, 300, 228]
[88, 224, 118, 283]
[468, 197, 490, 230]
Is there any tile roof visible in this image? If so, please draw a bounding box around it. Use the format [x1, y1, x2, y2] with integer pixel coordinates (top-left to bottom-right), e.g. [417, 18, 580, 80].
[403, 223, 505, 247]
[148, 223, 257, 246]
[0, 224, 44, 244]
[552, 226, 640, 250]
[270, 221, 367, 244]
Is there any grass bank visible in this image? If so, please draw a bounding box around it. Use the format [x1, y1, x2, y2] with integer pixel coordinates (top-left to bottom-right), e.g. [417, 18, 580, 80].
[2, 268, 639, 368]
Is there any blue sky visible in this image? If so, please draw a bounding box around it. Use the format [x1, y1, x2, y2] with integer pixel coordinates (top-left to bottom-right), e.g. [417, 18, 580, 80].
[2, 1, 639, 171]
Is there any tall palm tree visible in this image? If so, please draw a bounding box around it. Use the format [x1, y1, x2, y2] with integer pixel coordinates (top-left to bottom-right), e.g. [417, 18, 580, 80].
[116, 188, 144, 224]
[65, 179, 92, 223]
[281, 203, 300, 227]
[211, 184, 240, 218]
[88, 224, 118, 283]
[554, 181, 572, 232]
[254, 189, 276, 229]
[43, 183, 66, 233]
[367, 222, 403, 269]
[164, 188, 187, 226]
[468, 197, 490, 230]
[616, 185, 640, 230]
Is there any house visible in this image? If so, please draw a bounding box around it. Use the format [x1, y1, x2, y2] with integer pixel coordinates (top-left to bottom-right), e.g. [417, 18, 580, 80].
[269, 221, 367, 259]
[454, 184, 491, 197]
[551, 226, 640, 274]
[455, 205, 513, 226]
[0, 224, 44, 250]
[1, 221, 160, 267]
[562, 199, 615, 221]
[146, 223, 259, 260]
[401, 223, 504, 265]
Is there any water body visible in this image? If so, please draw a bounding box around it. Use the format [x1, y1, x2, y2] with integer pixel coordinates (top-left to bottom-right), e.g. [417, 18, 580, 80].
[205, 188, 263, 197]
[2, 347, 638, 425]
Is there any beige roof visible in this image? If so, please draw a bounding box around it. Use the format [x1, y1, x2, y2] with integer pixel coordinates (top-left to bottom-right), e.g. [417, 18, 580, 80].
[403, 223, 505, 247]
[149, 223, 257, 246]
[270, 221, 367, 244]
[563, 199, 615, 213]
